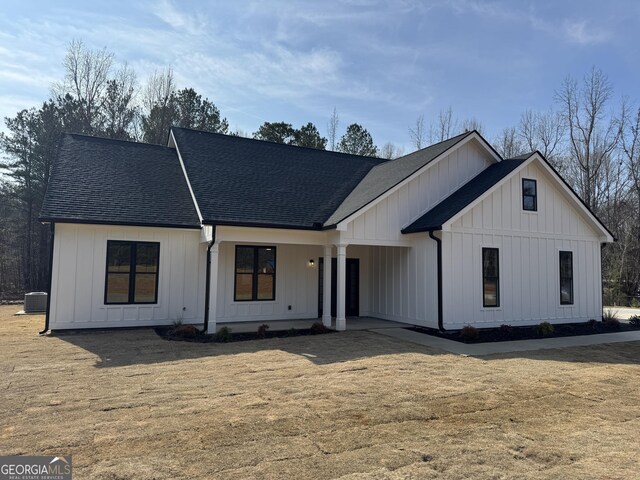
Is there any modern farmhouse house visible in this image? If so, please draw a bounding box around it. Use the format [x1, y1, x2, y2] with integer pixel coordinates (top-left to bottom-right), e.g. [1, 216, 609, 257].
[40, 128, 614, 333]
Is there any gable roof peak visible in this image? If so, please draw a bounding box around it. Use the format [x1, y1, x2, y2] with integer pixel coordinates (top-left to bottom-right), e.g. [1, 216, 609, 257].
[170, 126, 388, 161]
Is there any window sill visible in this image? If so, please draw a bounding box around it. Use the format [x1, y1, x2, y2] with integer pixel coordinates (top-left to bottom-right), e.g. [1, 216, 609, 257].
[231, 300, 277, 305]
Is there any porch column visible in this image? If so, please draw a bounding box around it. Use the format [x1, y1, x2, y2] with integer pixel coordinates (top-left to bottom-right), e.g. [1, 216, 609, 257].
[335, 243, 347, 331]
[206, 242, 220, 334]
[322, 245, 332, 328]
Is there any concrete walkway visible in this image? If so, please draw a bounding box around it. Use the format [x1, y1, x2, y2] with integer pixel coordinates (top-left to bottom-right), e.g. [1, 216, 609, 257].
[370, 327, 640, 356]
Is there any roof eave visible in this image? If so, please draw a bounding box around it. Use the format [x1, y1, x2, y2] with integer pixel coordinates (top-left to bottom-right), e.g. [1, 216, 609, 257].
[38, 217, 202, 230]
[202, 219, 325, 231]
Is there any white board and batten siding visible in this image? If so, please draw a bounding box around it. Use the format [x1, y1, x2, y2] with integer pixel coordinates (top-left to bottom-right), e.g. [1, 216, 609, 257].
[340, 138, 495, 328]
[442, 160, 604, 328]
[49, 223, 206, 329]
[367, 239, 439, 329]
[343, 139, 494, 245]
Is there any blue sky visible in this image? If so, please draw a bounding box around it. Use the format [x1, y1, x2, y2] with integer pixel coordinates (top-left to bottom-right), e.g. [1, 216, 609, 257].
[1, 0, 638, 150]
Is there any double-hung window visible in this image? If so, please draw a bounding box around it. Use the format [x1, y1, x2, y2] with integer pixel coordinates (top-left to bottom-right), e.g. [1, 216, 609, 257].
[105, 241, 160, 304]
[482, 248, 500, 307]
[559, 251, 574, 305]
[234, 246, 276, 301]
[522, 178, 537, 211]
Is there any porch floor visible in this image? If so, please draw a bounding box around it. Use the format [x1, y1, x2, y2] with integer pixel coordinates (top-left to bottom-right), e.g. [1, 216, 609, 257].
[216, 317, 407, 333]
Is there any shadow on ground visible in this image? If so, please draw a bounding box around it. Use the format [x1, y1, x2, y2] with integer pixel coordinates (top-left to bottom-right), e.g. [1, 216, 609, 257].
[52, 326, 640, 369]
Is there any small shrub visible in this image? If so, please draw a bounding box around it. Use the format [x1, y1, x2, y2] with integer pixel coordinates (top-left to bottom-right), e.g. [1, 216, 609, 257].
[498, 324, 514, 339]
[172, 324, 199, 338]
[629, 315, 640, 327]
[172, 318, 183, 328]
[287, 327, 298, 337]
[588, 319, 599, 330]
[534, 321, 554, 337]
[310, 322, 331, 334]
[257, 323, 269, 339]
[602, 308, 619, 323]
[215, 326, 232, 343]
[630, 297, 640, 309]
[603, 317, 621, 330]
[459, 325, 479, 342]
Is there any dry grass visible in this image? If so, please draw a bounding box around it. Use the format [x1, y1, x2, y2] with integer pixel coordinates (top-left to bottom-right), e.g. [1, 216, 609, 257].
[1, 305, 639, 479]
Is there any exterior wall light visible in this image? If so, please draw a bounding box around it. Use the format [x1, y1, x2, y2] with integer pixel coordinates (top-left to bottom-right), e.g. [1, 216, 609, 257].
[308, 259, 315, 267]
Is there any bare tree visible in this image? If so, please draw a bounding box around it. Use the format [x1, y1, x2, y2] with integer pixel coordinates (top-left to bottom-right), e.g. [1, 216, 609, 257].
[461, 116, 484, 135]
[408, 114, 425, 150]
[53, 39, 114, 134]
[380, 142, 404, 160]
[101, 64, 138, 140]
[429, 107, 457, 143]
[142, 67, 175, 114]
[518, 109, 566, 168]
[327, 107, 339, 151]
[555, 67, 622, 211]
[141, 68, 176, 144]
[494, 126, 525, 158]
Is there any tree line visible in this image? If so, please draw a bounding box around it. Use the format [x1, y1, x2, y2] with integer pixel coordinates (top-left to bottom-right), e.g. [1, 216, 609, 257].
[0, 41, 638, 307]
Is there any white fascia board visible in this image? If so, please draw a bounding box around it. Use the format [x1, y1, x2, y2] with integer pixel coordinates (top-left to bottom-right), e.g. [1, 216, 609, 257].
[335, 132, 499, 230]
[170, 130, 204, 225]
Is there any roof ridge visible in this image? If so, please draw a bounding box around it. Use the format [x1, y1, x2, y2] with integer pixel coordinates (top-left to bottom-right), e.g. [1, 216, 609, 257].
[171, 126, 386, 164]
[63, 132, 173, 150]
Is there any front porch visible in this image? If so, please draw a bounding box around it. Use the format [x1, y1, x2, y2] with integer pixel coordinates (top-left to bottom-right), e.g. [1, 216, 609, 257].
[203, 225, 418, 334]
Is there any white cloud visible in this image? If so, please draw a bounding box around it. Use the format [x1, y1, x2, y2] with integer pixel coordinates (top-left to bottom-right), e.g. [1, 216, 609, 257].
[563, 20, 611, 45]
[150, 0, 207, 35]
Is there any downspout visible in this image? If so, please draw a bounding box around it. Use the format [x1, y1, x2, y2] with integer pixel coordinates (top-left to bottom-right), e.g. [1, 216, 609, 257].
[39, 222, 55, 335]
[202, 225, 216, 334]
[600, 242, 607, 317]
[428, 230, 445, 331]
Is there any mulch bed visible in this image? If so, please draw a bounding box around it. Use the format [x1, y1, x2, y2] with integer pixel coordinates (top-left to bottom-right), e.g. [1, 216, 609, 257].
[407, 320, 640, 344]
[156, 323, 335, 343]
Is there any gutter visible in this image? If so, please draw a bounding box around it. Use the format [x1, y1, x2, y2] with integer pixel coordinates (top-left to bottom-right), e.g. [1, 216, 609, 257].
[39, 223, 55, 335]
[428, 230, 445, 331]
[202, 225, 216, 334]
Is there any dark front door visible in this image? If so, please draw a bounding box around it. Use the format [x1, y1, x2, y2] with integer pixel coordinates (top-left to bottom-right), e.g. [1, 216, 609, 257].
[318, 258, 359, 317]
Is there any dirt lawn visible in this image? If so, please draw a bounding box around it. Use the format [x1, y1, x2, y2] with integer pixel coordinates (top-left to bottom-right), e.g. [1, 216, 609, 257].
[1, 306, 639, 479]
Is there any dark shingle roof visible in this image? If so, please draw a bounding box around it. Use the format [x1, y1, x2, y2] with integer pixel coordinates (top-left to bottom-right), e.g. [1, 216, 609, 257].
[171, 127, 385, 229]
[402, 158, 528, 233]
[324, 131, 474, 226]
[40, 134, 200, 228]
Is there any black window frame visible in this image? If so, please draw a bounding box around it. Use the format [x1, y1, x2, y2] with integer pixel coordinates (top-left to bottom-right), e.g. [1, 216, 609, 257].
[522, 178, 538, 212]
[559, 250, 574, 305]
[104, 240, 160, 305]
[234, 245, 277, 302]
[482, 247, 500, 308]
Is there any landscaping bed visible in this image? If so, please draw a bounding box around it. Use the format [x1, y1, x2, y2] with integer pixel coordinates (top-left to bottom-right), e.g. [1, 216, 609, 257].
[408, 317, 640, 344]
[155, 321, 335, 343]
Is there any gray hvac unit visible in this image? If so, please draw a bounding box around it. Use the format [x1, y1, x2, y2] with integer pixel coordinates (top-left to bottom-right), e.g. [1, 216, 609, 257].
[24, 292, 47, 313]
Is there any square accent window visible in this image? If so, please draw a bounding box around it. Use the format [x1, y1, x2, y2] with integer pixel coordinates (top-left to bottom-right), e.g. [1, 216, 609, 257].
[559, 251, 574, 305]
[482, 248, 500, 308]
[105, 241, 159, 304]
[234, 246, 276, 301]
[522, 178, 537, 211]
